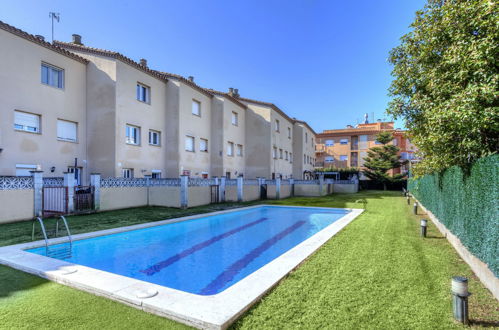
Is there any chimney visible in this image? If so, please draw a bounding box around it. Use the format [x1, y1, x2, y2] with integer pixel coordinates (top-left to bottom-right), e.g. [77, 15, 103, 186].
[35, 35, 45, 41]
[72, 34, 82, 45]
[139, 58, 147, 67]
[233, 88, 239, 97]
[346, 125, 353, 128]
[188, 76, 194, 82]
[228, 87, 234, 96]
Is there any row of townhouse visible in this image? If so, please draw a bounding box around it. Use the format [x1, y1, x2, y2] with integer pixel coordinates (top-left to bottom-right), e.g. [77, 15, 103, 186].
[0, 21, 317, 184]
[315, 121, 417, 176]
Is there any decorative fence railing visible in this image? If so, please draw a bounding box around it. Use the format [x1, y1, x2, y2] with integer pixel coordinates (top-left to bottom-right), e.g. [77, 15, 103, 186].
[265, 180, 276, 185]
[281, 180, 291, 185]
[188, 178, 216, 186]
[324, 179, 357, 184]
[294, 180, 320, 184]
[225, 179, 238, 186]
[0, 176, 34, 190]
[43, 177, 64, 187]
[150, 178, 181, 186]
[100, 178, 148, 188]
[244, 179, 259, 185]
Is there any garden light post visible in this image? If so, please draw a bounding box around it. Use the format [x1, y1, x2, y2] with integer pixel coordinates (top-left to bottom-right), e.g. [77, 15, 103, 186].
[420, 219, 427, 237]
[413, 202, 418, 214]
[407, 195, 410, 205]
[451, 277, 470, 324]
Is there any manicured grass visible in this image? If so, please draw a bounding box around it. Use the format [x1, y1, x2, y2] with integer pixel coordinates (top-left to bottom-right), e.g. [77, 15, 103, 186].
[0, 191, 497, 329]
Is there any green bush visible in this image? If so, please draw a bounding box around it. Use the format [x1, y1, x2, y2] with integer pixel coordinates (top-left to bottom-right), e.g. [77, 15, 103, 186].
[408, 154, 499, 276]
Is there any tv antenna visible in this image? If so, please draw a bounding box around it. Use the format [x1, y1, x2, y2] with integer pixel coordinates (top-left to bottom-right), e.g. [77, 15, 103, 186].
[49, 12, 60, 43]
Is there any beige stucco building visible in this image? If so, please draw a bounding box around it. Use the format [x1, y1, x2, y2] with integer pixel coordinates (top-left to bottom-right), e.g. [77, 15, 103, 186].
[0, 22, 88, 183]
[0, 20, 318, 181]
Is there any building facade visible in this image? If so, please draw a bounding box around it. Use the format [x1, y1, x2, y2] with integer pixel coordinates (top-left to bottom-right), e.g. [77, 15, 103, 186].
[0, 20, 317, 181]
[315, 121, 416, 176]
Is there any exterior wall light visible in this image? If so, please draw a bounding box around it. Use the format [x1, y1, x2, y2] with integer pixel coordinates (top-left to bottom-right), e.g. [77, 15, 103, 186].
[420, 219, 427, 237]
[451, 276, 470, 324]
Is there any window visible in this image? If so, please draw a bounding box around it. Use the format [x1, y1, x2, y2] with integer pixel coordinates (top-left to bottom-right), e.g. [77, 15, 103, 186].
[57, 119, 77, 142]
[272, 147, 277, 159]
[227, 141, 234, 156]
[279, 149, 283, 159]
[122, 168, 134, 178]
[149, 130, 160, 146]
[305, 132, 308, 143]
[185, 136, 195, 152]
[136, 83, 150, 103]
[325, 139, 334, 146]
[285, 151, 288, 160]
[340, 155, 348, 161]
[15, 164, 37, 176]
[14, 111, 40, 133]
[304, 154, 307, 164]
[192, 100, 201, 116]
[236, 144, 243, 156]
[231, 112, 238, 126]
[275, 119, 280, 132]
[41, 63, 64, 89]
[325, 156, 334, 162]
[289, 152, 292, 163]
[340, 139, 348, 145]
[200, 138, 208, 152]
[151, 170, 161, 179]
[126, 125, 140, 145]
[287, 127, 291, 138]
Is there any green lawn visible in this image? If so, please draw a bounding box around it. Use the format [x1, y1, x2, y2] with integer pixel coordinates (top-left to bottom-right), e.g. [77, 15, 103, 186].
[0, 191, 497, 329]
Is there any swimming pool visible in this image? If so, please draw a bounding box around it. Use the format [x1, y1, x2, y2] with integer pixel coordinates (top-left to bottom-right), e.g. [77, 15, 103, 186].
[27, 206, 350, 295]
[0, 205, 363, 329]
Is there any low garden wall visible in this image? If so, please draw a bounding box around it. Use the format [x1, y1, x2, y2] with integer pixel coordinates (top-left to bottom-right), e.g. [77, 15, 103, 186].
[0, 189, 34, 223]
[243, 185, 259, 201]
[408, 154, 498, 298]
[100, 187, 148, 211]
[295, 183, 322, 196]
[188, 186, 211, 207]
[149, 186, 180, 208]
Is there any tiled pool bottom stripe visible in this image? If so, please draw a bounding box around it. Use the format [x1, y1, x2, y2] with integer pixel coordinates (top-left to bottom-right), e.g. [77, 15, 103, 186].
[200, 220, 306, 295]
[140, 217, 269, 276]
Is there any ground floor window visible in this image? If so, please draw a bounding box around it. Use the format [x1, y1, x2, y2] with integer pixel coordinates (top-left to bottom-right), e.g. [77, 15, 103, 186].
[67, 166, 82, 185]
[151, 170, 161, 179]
[15, 164, 37, 176]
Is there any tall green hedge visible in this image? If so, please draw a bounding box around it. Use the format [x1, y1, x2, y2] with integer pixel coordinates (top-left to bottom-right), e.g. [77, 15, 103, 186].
[408, 154, 499, 277]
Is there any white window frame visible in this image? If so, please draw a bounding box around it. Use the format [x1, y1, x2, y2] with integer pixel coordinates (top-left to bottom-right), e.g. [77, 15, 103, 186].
[136, 83, 150, 104]
[126, 125, 140, 145]
[279, 149, 283, 159]
[57, 119, 77, 142]
[289, 152, 293, 163]
[200, 138, 208, 152]
[14, 111, 40, 133]
[287, 127, 291, 139]
[305, 132, 308, 143]
[272, 147, 277, 159]
[236, 144, 243, 157]
[285, 151, 288, 161]
[148, 130, 160, 146]
[231, 112, 238, 126]
[185, 135, 195, 152]
[275, 119, 280, 132]
[227, 141, 234, 156]
[192, 100, 201, 116]
[122, 168, 134, 178]
[41, 62, 64, 89]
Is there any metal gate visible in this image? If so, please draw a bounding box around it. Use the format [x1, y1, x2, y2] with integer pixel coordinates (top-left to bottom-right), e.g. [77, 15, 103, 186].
[42, 186, 68, 217]
[74, 186, 94, 213]
[260, 184, 267, 200]
[210, 185, 219, 204]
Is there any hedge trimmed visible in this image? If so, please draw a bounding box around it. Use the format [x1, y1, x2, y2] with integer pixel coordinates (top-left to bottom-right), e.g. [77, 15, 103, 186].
[408, 154, 498, 277]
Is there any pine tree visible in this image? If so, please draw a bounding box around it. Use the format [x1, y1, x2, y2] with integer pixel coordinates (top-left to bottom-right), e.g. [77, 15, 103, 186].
[362, 131, 406, 190]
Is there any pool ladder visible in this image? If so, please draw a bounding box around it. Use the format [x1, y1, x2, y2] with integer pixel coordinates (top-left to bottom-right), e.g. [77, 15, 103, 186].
[32, 216, 73, 259]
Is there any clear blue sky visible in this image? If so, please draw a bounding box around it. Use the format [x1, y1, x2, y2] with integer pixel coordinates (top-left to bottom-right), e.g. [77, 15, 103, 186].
[1, 0, 426, 132]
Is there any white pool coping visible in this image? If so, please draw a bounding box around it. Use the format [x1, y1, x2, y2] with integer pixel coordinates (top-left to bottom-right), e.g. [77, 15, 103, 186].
[0, 205, 363, 329]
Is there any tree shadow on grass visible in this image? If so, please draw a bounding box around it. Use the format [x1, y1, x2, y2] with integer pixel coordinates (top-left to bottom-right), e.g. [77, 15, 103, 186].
[0, 264, 49, 299]
[469, 320, 499, 327]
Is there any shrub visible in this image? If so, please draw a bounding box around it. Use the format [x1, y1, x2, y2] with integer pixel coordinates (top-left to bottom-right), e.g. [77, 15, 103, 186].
[408, 154, 498, 276]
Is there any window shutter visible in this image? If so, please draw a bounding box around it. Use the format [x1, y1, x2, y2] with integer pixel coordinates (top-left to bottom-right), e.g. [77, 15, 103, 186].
[15, 111, 40, 129]
[57, 120, 77, 141]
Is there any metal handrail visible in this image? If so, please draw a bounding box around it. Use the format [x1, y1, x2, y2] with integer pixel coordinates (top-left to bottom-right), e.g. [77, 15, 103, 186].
[55, 216, 73, 248]
[32, 217, 49, 255]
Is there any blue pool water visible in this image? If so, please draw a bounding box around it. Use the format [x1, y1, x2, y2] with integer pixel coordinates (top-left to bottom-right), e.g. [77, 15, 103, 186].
[28, 206, 349, 295]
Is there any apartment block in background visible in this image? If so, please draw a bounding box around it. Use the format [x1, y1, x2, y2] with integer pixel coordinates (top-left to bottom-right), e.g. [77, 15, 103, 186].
[0, 22, 88, 183]
[207, 88, 247, 178]
[238, 93, 295, 179]
[54, 38, 171, 179]
[315, 121, 416, 177]
[292, 120, 317, 179]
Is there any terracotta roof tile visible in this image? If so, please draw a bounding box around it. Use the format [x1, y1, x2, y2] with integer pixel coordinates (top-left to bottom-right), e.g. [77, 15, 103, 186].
[0, 20, 88, 64]
[204, 89, 248, 109]
[53, 40, 169, 82]
[154, 71, 213, 98]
